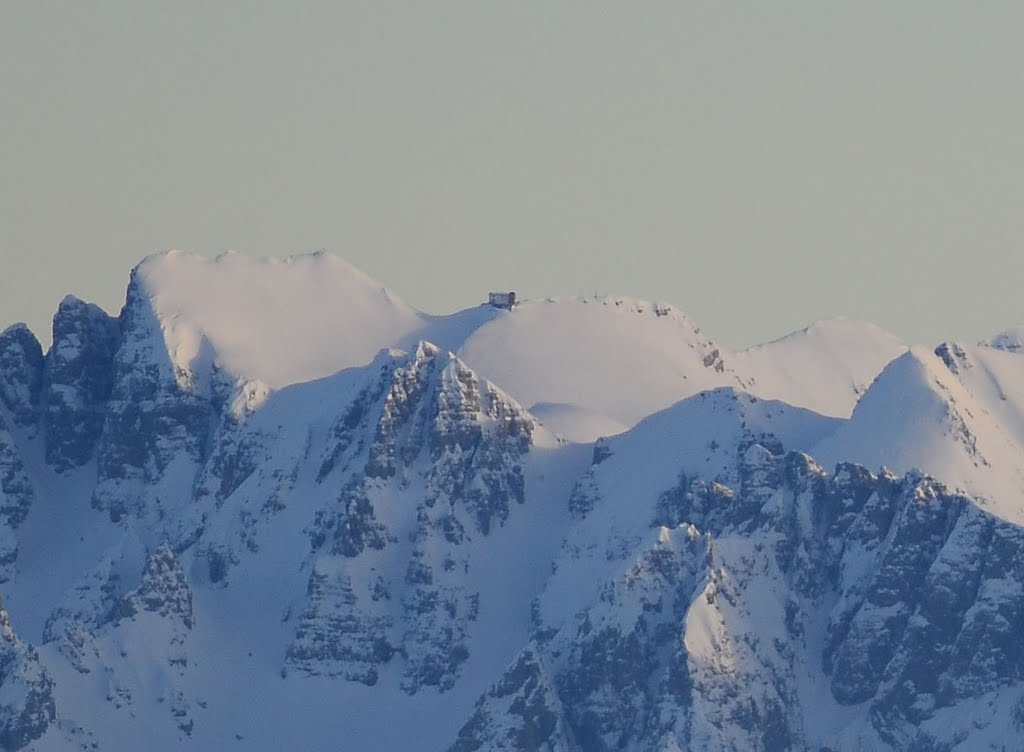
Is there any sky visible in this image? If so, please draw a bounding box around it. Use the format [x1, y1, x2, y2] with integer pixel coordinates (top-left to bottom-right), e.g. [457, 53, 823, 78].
[2, 2, 1023, 349]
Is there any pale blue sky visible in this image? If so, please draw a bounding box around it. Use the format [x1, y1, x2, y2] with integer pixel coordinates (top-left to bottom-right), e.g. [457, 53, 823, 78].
[2, 2, 1023, 348]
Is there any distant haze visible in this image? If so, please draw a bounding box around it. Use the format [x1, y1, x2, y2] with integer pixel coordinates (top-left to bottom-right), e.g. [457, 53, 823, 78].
[2, 2, 1023, 348]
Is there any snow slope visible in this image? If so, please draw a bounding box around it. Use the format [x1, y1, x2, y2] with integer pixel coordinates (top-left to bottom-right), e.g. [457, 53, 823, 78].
[454, 297, 744, 431]
[132, 250, 425, 389]
[814, 343, 1024, 525]
[733, 317, 906, 418]
[526, 402, 630, 443]
[545, 387, 840, 626]
[454, 303, 904, 440]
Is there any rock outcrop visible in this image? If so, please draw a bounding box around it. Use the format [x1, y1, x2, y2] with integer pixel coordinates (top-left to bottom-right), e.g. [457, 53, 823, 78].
[0, 596, 55, 750]
[456, 440, 1024, 751]
[292, 343, 535, 694]
[44, 295, 121, 470]
[0, 325, 44, 429]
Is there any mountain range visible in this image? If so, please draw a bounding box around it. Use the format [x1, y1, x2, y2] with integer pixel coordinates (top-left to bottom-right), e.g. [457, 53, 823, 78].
[0, 251, 1022, 751]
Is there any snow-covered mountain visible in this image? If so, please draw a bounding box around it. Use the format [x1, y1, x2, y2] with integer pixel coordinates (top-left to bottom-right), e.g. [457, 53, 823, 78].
[86, 252, 907, 442]
[0, 250, 1020, 751]
[814, 341, 1024, 526]
[455, 431, 1024, 751]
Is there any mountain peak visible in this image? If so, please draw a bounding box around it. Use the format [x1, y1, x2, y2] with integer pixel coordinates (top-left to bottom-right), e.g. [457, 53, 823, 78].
[731, 317, 906, 419]
[126, 251, 425, 390]
[749, 315, 902, 349]
[0, 324, 44, 427]
[454, 293, 736, 432]
[812, 344, 1024, 523]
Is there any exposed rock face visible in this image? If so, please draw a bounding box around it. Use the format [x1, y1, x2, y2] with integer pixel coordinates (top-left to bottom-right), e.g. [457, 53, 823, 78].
[450, 647, 575, 752]
[42, 553, 126, 643]
[0, 424, 32, 531]
[0, 596, 55, 751]
[0, 325, 44, 429]
[90, 270, 215, 527]
[0, 418, 35, 581]
[456, 442, 1024, 751]
[292, 343, 534, 694]
[118, 543, 194, 629]
[983, 327, 1024, 352]
[0, 326, 42, 575]
[44, 295, 121, 471]
[286, 561, 394, 685]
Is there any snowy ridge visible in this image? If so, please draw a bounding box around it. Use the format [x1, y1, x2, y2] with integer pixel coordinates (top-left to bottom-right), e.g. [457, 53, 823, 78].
[814, 343, 1024, 525]
[734, 317, 907, 418]
[95, 254, 908, 442]
[0, 251, 1021, 751]
[131, 250, 425, 390]
[454, 296, 744, 432]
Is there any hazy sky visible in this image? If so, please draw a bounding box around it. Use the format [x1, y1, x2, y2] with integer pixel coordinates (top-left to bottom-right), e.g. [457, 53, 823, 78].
[3, 2, 1023, 348]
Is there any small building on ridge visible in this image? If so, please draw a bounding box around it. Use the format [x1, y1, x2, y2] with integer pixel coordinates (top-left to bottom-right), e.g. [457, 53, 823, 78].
[487, 291, 517, 310]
